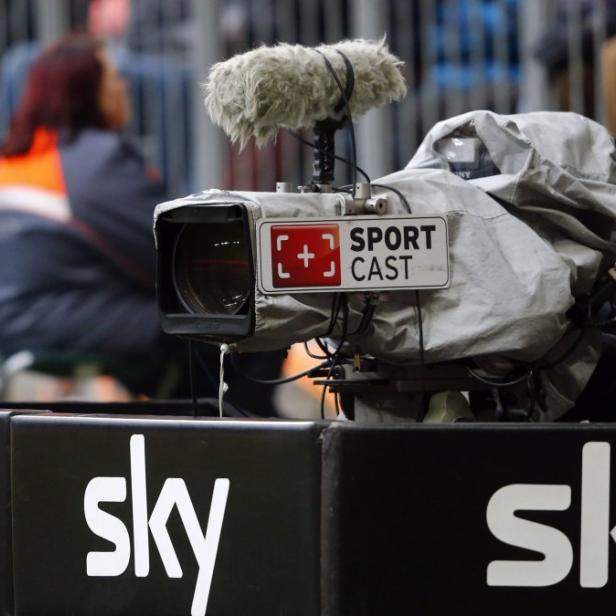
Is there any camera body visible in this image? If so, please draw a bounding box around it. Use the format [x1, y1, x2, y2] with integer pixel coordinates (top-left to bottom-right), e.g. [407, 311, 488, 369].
[155, 37, 616, 421]
[154, 185, 446, 349]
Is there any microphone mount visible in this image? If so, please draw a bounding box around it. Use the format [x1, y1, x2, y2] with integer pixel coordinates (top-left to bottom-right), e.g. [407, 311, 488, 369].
[311, 117, 344, 187]
[310, 49, 355, 189]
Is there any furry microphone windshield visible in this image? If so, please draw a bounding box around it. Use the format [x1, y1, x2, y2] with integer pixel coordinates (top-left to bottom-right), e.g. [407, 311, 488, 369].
[204, 39, 407, 147]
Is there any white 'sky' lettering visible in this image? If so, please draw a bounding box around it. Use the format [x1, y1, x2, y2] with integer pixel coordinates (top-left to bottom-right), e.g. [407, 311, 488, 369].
[83, 434, 229, 616]
[486, 442, 616, 588]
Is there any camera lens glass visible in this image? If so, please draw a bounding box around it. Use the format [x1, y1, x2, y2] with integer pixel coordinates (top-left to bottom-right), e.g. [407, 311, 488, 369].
[174, 221, 250, 315]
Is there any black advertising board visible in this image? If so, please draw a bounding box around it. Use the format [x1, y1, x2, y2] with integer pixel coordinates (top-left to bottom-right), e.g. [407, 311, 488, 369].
[10, 415, 323, 616]
[0, 412, 14, 616]
[320, 423, 616, 616]
[9, 415, 616, 615]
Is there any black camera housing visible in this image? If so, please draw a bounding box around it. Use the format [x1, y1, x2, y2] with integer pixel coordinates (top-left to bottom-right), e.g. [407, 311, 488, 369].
[155, 202, 255, 341]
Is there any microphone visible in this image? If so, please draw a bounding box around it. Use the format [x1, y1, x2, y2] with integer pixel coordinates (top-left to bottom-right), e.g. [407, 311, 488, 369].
[204, 39, 407, 147]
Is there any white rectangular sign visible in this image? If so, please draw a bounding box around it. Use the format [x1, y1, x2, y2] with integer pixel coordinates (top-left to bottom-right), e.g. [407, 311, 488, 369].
[256, 215, 450, 294]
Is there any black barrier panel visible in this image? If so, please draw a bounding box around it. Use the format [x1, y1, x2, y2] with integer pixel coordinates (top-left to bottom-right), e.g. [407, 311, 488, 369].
[11, 415, 323, 616]
[321, 423, 616, 616]
[0, 412, 13, 616]
[0, 410, 42, 616]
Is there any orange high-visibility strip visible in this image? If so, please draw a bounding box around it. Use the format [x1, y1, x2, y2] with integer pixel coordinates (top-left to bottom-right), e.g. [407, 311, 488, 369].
[0, 128, 67, 195]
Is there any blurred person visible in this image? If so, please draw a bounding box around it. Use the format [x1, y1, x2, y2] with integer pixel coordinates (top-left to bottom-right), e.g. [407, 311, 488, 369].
[0, 33, 169, 393]
[0, 33, 284, 412]
[88, 0, 132, 41]
[0, 0, 194, 197]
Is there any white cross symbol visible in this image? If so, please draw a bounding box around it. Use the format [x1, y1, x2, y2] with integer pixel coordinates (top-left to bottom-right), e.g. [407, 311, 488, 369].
[297, 244, 315, 268]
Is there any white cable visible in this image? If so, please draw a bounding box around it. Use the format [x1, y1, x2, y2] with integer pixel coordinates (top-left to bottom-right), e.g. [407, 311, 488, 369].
[218, 344, 230, 418]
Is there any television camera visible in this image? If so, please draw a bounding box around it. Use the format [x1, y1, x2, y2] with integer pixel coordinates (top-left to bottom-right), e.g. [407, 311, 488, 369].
[154, 40, 616, 423]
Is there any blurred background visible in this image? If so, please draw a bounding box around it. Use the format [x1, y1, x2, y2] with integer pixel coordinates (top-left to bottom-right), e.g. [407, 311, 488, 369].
[2, 0, 615, 199]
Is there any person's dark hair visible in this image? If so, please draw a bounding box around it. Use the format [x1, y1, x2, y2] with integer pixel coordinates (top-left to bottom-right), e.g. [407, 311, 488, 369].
[1, 33, 107, 156]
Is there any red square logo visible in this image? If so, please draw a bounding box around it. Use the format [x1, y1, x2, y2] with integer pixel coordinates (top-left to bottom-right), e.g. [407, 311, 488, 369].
[271, 224, 341, 288]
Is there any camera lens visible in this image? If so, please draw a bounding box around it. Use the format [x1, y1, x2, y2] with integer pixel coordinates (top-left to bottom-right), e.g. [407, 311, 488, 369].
[173, 221, 250, 315]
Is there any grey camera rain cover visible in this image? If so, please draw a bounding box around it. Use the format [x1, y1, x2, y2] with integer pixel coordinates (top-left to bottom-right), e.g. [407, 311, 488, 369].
[156, 111, 616, 419]
[405, 110, 616, 418]
[408, 110, 616, 294]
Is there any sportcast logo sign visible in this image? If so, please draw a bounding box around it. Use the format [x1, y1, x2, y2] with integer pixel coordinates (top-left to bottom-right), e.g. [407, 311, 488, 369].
[256, 216, 450, 294]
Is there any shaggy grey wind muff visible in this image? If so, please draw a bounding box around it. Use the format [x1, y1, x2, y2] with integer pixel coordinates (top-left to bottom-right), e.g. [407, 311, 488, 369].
[204, 39, 407, 147]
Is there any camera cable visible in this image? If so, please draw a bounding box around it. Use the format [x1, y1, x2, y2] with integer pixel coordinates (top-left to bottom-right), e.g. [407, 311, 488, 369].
[370, 183, 412, 214]
[304, 340, 329, 360]
[289, 132, 371, 184]
[187, 342, 254, 418]
[320, 295, 350, 419]
[416, 290, 425, 365]
[229, 352, 328, 386]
